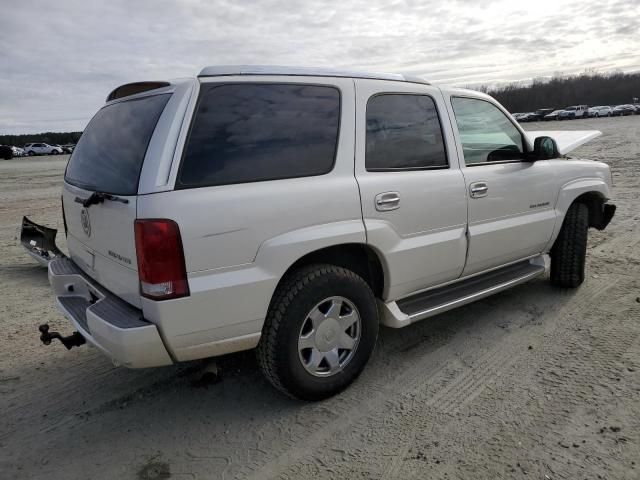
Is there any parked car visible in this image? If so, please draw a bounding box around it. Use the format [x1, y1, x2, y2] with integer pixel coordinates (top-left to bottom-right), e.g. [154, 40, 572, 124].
[24, 143, 64, 156]
[612, 104, 635, 116]
[61, 144, 75, 154]
[23, 66, 616, 400]
[544, 110, 564, 121]
[633, 104, 640, 114]
[588, 106, 612, 118]
[558, 105, 588, 120]
[11, 146, 25, 157]
[0, 145, 13, 160]
[527, 108, 555, 122]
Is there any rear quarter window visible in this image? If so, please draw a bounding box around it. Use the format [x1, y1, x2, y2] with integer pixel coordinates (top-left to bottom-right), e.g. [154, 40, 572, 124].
[177, 83, 341, 188]
[65, 93, 170, 195]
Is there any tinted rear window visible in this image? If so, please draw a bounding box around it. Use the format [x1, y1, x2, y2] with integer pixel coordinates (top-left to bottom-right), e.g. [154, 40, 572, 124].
[65, 94, 170, 195]
[366, 94, 447, 170]
[178, 83, 340, 188]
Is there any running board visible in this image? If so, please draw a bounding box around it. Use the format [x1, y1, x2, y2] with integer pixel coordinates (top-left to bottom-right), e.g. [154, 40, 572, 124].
[379, 259, 546, 328]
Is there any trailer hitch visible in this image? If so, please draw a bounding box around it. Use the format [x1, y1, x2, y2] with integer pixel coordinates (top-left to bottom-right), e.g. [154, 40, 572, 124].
[38, 324, 86, 350]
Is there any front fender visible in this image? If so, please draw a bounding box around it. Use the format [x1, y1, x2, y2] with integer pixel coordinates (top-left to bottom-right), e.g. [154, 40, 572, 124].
[544, 177, 611, 251]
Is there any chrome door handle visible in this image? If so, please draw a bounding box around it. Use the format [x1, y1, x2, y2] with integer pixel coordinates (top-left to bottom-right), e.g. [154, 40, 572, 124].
[375, 192, 400, 211]
[469, 182, 488, 198]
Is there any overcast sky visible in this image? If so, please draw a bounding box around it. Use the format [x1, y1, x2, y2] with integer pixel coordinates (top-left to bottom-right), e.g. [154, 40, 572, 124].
[1, 0, 638, 134]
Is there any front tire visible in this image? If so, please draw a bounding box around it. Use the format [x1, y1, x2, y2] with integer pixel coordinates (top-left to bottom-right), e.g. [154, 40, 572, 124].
[257, 264, 379, 400]
[550, 203, 589, 288]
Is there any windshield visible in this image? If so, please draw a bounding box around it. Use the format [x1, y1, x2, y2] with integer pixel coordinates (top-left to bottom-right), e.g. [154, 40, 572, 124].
[65, 93, 170, 195]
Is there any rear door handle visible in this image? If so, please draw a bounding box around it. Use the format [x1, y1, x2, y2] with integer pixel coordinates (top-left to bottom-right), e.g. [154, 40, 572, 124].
[375, 192, 400, 211]
[469, 182, 488, 198]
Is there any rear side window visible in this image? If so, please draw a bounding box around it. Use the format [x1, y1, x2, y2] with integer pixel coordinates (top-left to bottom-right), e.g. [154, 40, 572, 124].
[65, 94, 170, 195]
[366, 94, 447, 171]
[178, 83, 340, 188]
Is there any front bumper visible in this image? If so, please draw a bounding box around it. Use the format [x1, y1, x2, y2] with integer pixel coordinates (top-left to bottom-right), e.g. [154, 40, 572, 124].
[48, 257, 173, 368]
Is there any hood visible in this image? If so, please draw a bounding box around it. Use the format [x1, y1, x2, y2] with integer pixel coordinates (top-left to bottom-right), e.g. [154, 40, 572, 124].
[526, 130, 601, 155]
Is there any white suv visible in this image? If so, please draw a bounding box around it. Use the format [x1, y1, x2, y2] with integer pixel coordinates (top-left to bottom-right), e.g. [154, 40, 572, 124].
[25, 66, 615, 399]
[24, 143, 64, 155]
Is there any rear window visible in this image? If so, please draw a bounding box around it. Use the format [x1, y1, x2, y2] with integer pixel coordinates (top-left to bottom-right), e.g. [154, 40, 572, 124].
[177, 83, 340, 188]
[65, 94, 170, 195]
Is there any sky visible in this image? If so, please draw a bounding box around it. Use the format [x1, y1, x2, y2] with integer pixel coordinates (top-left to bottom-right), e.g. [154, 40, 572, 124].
[1, 0, 639, 134]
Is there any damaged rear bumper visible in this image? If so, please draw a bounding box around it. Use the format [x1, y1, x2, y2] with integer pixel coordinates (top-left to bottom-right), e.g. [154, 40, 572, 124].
[48, 257, 173, 368]
[20, 216, 63, 266]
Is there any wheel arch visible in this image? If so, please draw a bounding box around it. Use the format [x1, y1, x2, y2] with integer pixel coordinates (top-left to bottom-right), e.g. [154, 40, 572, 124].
[545, 181, 611, 252]
[273, 243, 386, 301]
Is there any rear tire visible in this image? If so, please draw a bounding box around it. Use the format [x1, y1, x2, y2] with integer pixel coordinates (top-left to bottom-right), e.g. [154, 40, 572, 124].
[550, 203, 589, 288]
[257, 264, 379, 400]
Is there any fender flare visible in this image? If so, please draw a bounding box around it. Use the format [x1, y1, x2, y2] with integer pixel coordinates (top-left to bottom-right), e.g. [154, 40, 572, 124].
[544, 178, 611, 251]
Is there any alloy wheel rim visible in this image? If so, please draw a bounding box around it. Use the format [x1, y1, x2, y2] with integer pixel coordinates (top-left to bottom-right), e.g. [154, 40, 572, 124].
[297, 296, 361, 377]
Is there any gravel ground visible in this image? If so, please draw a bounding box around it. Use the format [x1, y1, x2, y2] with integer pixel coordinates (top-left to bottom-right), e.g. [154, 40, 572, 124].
[1, 116, 639, 480]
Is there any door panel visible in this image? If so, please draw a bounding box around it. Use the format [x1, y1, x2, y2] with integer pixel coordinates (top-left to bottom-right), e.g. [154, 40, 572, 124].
[444, 93, 557, 276]
[354, 79, 468, 300]
[462, 162, 557, 274]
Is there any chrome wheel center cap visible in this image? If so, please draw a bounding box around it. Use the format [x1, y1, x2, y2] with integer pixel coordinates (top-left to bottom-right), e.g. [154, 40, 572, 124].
[315, 318, 340, 352]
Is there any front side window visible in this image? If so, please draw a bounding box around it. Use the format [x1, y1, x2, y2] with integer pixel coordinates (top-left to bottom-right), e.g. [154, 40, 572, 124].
[178, 83, 340, 188]
[366, 94, 447, 170]
[451, 97, 524, 165]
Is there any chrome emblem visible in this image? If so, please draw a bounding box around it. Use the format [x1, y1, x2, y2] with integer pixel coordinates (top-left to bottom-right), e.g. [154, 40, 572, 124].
[80, 208, 91, 237]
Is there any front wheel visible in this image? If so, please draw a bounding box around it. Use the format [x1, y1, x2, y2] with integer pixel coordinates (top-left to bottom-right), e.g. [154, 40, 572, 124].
[51, 150, 59, 155]
[257, 264, 379, 400]
[550, 203, 589, 288]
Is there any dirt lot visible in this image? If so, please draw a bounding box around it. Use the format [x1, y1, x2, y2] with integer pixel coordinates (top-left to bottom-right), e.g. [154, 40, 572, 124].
[1, 116, 639, 480]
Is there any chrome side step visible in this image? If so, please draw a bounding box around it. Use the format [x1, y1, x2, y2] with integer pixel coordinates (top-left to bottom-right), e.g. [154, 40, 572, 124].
[379, 259, 546, 328]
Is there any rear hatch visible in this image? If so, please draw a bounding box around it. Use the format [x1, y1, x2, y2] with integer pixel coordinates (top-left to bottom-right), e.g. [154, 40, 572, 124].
[63, 93, 171, 308]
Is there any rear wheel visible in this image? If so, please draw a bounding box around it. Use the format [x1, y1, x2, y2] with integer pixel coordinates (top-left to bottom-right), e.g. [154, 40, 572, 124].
[550, 203, 589, 288]
[257, 264, 378, 400]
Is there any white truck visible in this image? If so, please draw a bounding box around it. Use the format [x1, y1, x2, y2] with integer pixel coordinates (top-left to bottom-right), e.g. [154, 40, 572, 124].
[23, 66, 615, 400]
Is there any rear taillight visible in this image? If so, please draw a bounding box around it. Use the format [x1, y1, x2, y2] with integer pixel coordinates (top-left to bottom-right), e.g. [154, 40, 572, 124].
[134, 219, 189, 300]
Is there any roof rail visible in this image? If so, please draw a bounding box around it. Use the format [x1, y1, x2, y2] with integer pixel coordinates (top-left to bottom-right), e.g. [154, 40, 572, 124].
[197, 65, 430, 85]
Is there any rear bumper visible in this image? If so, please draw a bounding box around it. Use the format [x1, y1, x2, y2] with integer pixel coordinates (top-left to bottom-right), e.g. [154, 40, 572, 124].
[21, 216, 63, 266]
[48, 257, 173, 368]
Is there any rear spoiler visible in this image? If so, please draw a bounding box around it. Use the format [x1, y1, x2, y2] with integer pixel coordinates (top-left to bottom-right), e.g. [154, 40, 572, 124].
[106, 81, 170, 102]
[20, 216, 63, 266]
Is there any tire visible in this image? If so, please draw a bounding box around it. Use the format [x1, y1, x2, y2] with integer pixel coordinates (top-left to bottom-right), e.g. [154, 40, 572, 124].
[257, 264, 379, 400]
[550, 202, 589, 288]
[28, 151, 35, 156]
[51, 150, 58, 155]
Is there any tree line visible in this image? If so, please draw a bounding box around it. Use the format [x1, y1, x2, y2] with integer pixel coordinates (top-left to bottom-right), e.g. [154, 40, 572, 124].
[475, 71, 640, 113]
[0, 131, 82, 147]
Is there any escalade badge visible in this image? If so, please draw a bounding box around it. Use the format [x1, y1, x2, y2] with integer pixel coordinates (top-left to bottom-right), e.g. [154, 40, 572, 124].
[80, 208, 91, 237]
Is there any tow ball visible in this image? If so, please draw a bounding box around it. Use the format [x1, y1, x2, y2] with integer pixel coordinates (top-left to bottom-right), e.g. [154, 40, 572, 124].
[38, 324, 86, 350]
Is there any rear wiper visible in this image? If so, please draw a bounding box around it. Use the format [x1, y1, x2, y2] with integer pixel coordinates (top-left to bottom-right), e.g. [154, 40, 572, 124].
[74, 191, 129, 208]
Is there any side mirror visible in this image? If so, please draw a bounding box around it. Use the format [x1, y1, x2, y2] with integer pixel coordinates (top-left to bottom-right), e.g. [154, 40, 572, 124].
[532, 136, 559, 160]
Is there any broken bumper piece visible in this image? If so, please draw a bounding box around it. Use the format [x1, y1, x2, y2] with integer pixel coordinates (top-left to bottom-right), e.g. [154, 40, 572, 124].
[20, 216, 63, 266]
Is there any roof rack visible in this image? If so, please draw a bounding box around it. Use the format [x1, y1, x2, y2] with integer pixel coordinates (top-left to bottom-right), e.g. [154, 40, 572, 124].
[197, 65, 430, 85]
